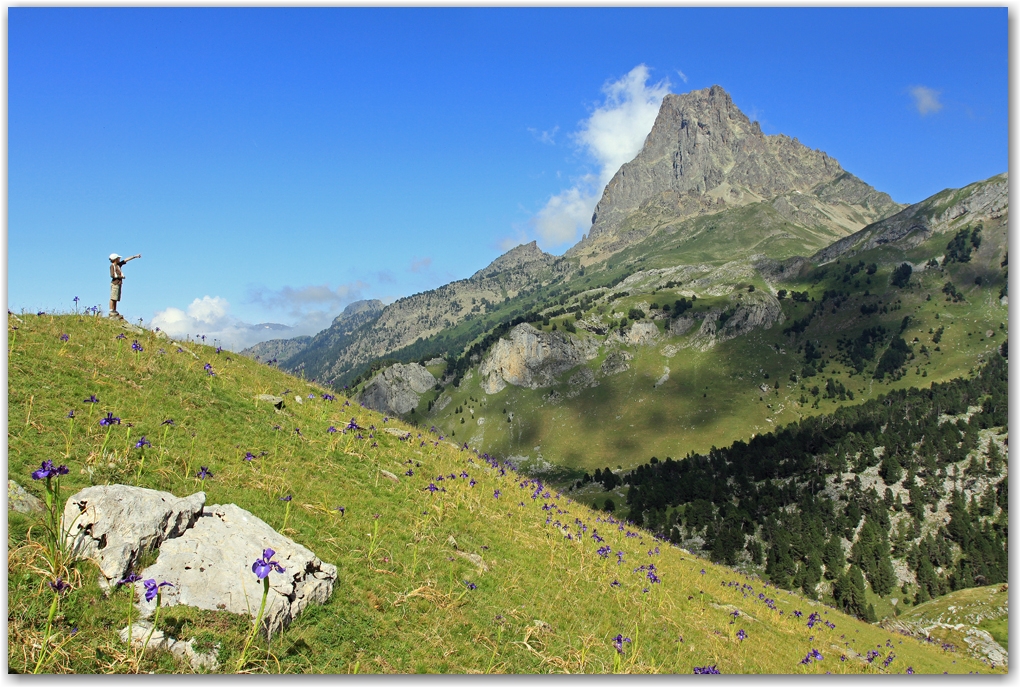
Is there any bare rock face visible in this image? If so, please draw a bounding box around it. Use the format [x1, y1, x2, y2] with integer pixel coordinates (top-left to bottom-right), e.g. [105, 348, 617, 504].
[668, 315, 697, 337]
[569, 85, 900, 261]
[8, 480, 44, 514]
[137, 503, 337, 637]
[608, 321, 660, 347]
[358, 362, 437, 415]
[479, 323, 599, 394]
[63, 485, 206, 586]
[814, 172, 1008, 263]
[685, 292, 784, 351]
[600, 350, 633, 376]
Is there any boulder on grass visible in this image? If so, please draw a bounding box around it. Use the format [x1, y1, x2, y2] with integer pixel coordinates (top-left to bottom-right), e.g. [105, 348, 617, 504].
[63, 485, 205, 586]
[137, 503, 337, 636]
[9, 480, 45, 514]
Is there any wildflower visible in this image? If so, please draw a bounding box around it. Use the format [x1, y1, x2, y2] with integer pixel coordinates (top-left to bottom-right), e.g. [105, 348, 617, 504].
[60, 333, 69, 342]
[493, 489, 501, 499]
[118, 572, 141, 585]
[142, 579, 173, 602]
[336, 506, 345, 515]
[906, 667, 914, 675]
[463, 580, 477, 590]
[737, 629, 747, 642]
[196, 466, 213, 480]
[99, 412, 121, 426]
[280, 495, 292, 502]
[693, 665, 720, 674]
[251, 548, 286, 579]
[323, 394, 335, 401]
[116, 333, 126, 340]
[84, 395, 99, 404]
[216, 347, 223, 354]
[426, 483, 439, 493]
[406, 469, 414, 477]
[131, 340, 143, 352]
[469, 479, 477, 487]
[327, 426, 338, 434]
[161, 418, 174, 426]
[610, 580, 621, 587]
[66, 410, 75, 418]
[700, 569, 706, 575]
[346, 418, 362, 431]
[135, 436, 151, 449]
[612, 634, 632, 654]
[32, 461, 69, 480]
[244, 452, 256, 461]
[49, 578, 71, 594]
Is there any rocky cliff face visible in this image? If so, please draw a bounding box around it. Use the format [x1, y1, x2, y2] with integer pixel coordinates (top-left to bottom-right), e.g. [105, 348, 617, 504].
[478, 323, 599, 394]
[358, 362, 437, 415]
[568, 85, 901, 261]
[282, 245, 568, 384]
[813, 172, 1008, 263]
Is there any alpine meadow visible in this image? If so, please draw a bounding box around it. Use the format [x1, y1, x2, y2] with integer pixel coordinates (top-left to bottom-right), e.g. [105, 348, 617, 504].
[9, 75, 1008, 674]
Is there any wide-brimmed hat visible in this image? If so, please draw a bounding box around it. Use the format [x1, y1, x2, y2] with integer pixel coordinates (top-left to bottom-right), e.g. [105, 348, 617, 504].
[109, 253, 121, 261]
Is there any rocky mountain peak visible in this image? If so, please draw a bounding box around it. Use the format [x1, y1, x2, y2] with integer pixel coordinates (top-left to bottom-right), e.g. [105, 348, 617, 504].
[331, 299, 384, 327]
[567, 85, 894, 260]
[471, 240, 554, 280]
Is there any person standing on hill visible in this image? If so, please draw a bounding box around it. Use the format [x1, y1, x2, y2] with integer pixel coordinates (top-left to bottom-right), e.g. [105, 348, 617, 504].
[109, 252, 141, 319]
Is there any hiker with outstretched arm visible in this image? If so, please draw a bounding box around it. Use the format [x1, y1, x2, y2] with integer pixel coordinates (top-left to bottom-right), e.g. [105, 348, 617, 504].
[109, 253, 141, 319]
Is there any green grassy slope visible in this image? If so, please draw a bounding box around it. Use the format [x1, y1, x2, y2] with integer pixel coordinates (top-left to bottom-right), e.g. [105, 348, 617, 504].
[424, 212, 1007, 476]
[894, 585, 1008, 664]
[6, 313, 996, 674]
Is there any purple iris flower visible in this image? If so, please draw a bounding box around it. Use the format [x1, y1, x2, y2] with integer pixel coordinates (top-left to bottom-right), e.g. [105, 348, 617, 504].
[196, 466, 213, 480]
[463, 580, 477, 590]
[251, 548, 286, 579]
[116, 333, 127, 340]
[693, 666, 720, 674]
[131, 340, 143, 352]
[346, 418, 362, 431]
[280, 495, 292, 502]
[32, 460, 69, 480]
[66, 410, 75, 418]
[161, 418, 175, 426]
[60, 333, 69, 342]
[426, 483, 439, 493]
[322, 394, 335, 401]
[143, 579, 173, 602]
[737, 629, 747, 641]
[216, 347, 223, 354]
[119, 572, 142, 585]
[135, 436, 151, 449]
[244, 452, 256, 461]
[84, 395, 99, 404]
[99, 412, 121, 426]
[493, 490, 501, 499]
[336, 506, 345, 515]
[612, 634, 632, 654]
[327, 426, 338, 434]
[49, 578, 71, 594]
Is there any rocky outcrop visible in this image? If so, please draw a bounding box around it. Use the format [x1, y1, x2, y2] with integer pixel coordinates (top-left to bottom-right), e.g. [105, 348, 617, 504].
[358, 363, 437, 415]
[813, 172, 1008, 263]
[8, 480, 44, 514]
[684, 292, 784, 351]
[599, 350, 633, 376]
[608, 321, 660, 346]
[479, 324, 599, 394]
[138, 503, 337, 637]
[669, 315, 697, 337]
[63, 485, 205, 586]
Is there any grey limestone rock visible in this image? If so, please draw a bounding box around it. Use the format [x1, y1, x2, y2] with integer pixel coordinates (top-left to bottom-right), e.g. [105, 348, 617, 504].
[137, 503, 337, 637]
[63, 485, 206, 586]
[358, 362, 437, 415]
[8, 479, 44, 514]
[599, 350, 633, 377]
[479, 323, 599, 395]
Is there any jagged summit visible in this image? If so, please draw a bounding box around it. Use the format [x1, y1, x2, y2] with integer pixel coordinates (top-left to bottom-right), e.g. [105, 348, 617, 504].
[568, 85, 901, 261]
[471, 240, 555, 280]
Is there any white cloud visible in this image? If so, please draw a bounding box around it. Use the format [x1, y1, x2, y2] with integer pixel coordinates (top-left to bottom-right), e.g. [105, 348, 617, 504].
[910, 85, 943, 116]
[527, 125, 559, 145]
[152, 280, 371, 351]
[409, 257, 432, 273]
[246, 282, 367, 311]
[676, 69, 688, 84]
[530, 64, 671, 249]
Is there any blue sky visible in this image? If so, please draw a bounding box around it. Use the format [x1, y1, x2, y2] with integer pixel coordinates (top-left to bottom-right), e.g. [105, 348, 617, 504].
[8, 7, 1008, 349]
